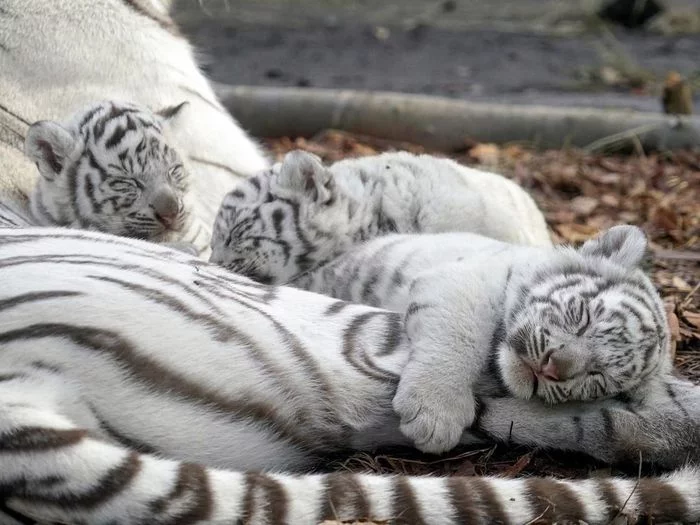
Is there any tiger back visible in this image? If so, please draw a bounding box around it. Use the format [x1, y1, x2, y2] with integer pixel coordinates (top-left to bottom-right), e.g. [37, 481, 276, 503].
[0, 227, 698, 524]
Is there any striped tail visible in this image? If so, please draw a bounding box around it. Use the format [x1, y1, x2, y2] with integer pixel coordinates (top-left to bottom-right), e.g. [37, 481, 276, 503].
[1, 426, 698, 524]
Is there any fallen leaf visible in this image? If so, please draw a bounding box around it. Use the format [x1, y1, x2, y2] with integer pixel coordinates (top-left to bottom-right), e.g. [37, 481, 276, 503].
[684, 311, 700, 329]
[601, 194, 620, 207]
[570, 196, 599, 216]
[468, 143, 500, 166]
[502, 452, 533, 478]
[672, 276, 693, 292]
[554, 223, 599, 243]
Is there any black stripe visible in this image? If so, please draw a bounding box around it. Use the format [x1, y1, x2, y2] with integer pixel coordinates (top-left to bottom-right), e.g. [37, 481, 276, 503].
[27, 452, 141, 509]
[0, 324, 315, 451]
[149, 463, 213, 524]
[0, 427, 86, 452]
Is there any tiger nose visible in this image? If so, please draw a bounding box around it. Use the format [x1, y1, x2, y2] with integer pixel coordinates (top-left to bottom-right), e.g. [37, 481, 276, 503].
[540, 356, 560, 381]
[151, 187, 179, 226]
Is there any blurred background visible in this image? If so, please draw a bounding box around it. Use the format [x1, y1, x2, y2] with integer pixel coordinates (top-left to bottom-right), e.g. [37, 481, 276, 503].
[173, 0, 700, 113]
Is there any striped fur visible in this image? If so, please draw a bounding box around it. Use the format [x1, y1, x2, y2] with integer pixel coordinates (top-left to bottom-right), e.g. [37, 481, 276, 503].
[209, 150, 552, 283]
[0, 199, 32, 228]
[0, 227, 699, 524]
[219, 222, 673, 454]
[1, 0, 269, 252]
[24, 101, 208, 254]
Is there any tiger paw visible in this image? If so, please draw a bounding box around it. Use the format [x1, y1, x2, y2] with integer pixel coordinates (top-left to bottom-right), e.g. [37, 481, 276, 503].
[392, 366, 476, 455]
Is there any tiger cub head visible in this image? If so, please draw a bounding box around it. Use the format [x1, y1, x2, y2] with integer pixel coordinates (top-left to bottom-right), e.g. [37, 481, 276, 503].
[25, 100, 192, 242]
[210, 150, 367, 284]
[499, 225, 672, 403]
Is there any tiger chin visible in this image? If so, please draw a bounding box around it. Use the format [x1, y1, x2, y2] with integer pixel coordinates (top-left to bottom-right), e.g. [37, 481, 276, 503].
[24, 100, 204, 256]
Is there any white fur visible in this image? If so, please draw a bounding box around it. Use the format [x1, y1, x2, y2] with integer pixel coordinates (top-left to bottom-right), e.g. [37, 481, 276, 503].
[0, 0, 269, 237]
[210, 150, 551, 283]
[0, 227, 697, 524]
[292, 226, 672, 454]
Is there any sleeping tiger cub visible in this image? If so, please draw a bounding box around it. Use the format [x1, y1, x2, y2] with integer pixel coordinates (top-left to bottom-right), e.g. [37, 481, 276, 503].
[23, 100, 207, 255]
[0, 227, 698, 524]
[210, 208, 672, 454]
[209, 149, 551, 283]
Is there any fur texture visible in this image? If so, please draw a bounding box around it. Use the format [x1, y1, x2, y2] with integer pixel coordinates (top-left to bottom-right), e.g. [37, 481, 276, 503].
[209, 150, 551, 282]
[25, 100, 208, 253]
[286, 226, 672, 453]
[0, 0, 268, 245]
[0, 227, 698, 524]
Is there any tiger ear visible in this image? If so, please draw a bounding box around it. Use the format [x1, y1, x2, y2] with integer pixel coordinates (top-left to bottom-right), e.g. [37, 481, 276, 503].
[156, 101, 189, 122]
[277, 150, 333, 204]
[24, 121, 76, 181]
[579, 225, 647, 269]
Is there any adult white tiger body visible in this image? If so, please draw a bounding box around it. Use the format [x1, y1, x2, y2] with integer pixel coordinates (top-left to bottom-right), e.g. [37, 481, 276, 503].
[210, 150, 551, 283]
[0, 228, 699, 524]
[0, 0, 269, 246]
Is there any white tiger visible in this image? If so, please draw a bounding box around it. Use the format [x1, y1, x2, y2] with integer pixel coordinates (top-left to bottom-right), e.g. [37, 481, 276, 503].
[23, 100, 211, 254]
[297, 227, 673, 453]
[0, 0, 269, 241]
[209, 149, 551, 283]
[0, 227, 698, 525]
[210, 191, 673, 454]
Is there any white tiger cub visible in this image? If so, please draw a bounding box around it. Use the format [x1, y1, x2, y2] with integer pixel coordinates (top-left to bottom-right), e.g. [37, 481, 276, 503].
[0, 0, 269, 241]
[293, 226, 672, 454]
[215, 220, 672, 454]
[0, 227, 698, 525]
[209, 149, 551, 283]
[23, 100, 206, 254]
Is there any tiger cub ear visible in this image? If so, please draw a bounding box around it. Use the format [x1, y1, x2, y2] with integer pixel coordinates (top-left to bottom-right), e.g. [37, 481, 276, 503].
[24, 121, 76, 181]
[156, 101, 189, 122]
[276, 150, 334, 204]
[579, 225, 647, 269]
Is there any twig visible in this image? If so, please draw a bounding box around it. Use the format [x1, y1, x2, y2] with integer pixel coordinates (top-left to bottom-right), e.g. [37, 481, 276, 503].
[583, 122, 666, 153]
[609, 451, 643, 523]
[524, 504, 552, 525]
[681, 281, 700, 308]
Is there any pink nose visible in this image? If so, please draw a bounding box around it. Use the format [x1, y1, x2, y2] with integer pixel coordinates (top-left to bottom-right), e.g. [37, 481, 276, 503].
[155, 211, 176, 227]
[539, 357, 560, 381]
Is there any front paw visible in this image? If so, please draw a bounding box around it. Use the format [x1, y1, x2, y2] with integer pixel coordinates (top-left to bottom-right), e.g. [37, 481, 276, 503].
[392, 369, 476, 455]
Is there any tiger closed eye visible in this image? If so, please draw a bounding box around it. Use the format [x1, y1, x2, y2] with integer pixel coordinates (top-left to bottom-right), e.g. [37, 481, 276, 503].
[108, 178, 137, 191]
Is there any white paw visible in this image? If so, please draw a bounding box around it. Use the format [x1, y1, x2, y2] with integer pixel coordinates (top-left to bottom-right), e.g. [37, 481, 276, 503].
[392, 367, 476, 455]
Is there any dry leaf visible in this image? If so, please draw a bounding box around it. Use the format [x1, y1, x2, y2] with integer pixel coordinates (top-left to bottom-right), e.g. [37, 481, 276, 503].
[554, 223, 599, 243]
[502, 452, 533, 478]
[600, 194, 620, 207]
[468, 143, 500, 166]
[684, 311, 700, 329]
[570, 196, 598, 216]
[672, 276, 693, 292]
[650, 206, 680, 232]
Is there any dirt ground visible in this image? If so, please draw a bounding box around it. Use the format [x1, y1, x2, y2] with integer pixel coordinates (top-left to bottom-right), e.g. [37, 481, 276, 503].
[174, 0, 700, 112]
[266, 131, 700, 482]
